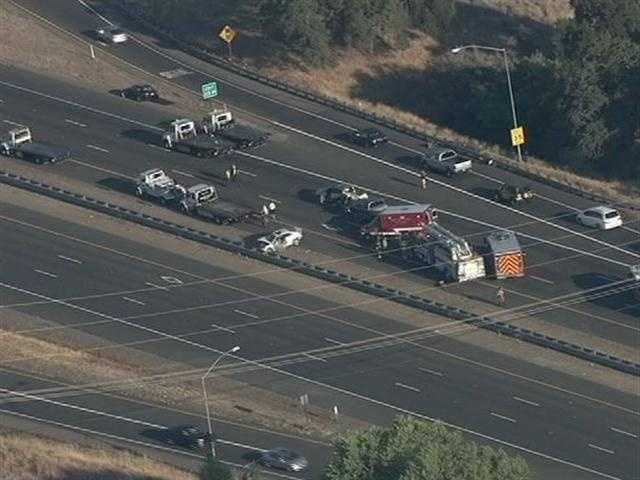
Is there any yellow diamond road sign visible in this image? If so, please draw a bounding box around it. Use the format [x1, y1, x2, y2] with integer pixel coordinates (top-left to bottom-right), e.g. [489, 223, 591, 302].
[219, 25, 237, 44]
[510, 126, 525, 147]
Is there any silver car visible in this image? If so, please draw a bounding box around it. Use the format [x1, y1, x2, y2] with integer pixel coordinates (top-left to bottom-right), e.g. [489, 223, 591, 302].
[96, 26, 128, 44]
[260, 448, 308, 472]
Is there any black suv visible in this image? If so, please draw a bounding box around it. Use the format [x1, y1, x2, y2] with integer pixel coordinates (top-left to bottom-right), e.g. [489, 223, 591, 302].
[352, 128, 388, 147]
[494, 184, 533, 205]
[120, 84, 159, 102]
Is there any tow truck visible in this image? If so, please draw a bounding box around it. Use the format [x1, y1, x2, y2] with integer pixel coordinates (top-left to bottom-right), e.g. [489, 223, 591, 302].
[411, 223, 485, 283]
[200, 108, 268, 150]
[161, 119, 233, 157]
[135, 169, 185, 204]
[1, 127, 71, 164]
[178, 184, 253, 224]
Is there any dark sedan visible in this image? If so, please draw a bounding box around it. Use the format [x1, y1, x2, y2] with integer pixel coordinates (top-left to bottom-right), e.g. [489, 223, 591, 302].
[260, 448, 309, 472]
[352, 128, 388, 147]
[120, 84, 160, 102]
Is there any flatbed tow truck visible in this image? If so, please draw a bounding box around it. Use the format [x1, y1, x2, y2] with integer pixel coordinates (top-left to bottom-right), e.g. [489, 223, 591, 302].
[161, 119, 234, 157]
[178, 183, 253, 224]
[200, 108, 268, 150]
[1, 127, 71, 164]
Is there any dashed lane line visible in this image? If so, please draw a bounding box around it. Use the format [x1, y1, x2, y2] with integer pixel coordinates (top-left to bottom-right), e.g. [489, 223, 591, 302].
[418, 367, 444, 377]
[233, 309, 259, 319]
[211, 323, 236, 334]
[57, 255, 82, 264]
[122, 296, 146, 306]
[529, 275, 555, 285]
[588, 444, 615, 455]
[490, 412, 517, 423]
[34, 269, 57, 278]
[86, 144, 109, 153]
[64, 119, 87, 127]
[395, 382, 421, 393]
[610, 427, 638, 439]
[513, 396, 540, 407]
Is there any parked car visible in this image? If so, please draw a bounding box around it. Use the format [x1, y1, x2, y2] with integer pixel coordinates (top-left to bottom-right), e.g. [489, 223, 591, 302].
[576, 206, 623, 230]
[346, 197, 388, 221]
[316, 183, 368, 207]
[166, 425, 209, 450]
[257, 228, 303, 253]
[352, 128, 388, 147]
[95, 26, 128, 44]
[260, 448, 309, 472]
[494, 184, 533, 205]
[120, 84, 159, 102]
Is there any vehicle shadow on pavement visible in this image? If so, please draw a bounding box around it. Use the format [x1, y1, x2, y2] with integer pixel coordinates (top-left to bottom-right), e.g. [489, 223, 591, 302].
[97, 177, 136, 196]
[120, 128, 160, 145]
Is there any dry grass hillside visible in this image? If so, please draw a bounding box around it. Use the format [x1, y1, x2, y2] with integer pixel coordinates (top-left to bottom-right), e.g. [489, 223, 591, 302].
[0, 430, 197, 480]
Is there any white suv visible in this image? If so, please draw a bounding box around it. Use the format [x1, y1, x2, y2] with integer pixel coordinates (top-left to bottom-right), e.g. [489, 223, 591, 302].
[576, 206, 623, 230]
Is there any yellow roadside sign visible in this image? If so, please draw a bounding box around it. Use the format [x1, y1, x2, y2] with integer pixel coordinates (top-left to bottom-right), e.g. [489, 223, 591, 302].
[510, 126, 525, 147]
[219, 25, 237, 44]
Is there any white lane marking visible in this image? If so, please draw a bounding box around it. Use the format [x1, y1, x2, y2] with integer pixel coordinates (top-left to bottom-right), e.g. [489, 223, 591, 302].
[158, 68, 192, 79]
[321, 223, 339, 232]
[86, 144, 109, 153]
[303, 352, 327, 363]
[0, 387, 166, 429]
[258, 195, 281, 204]
[170, 169, 195, 178]
[122, 296, 146, 306]
[75, 0, 112, 25]
[588, 444, 615, 455]
[0, 79, 163, 132]
[57, 255, 82, 264]
[418, 367, 443, 377]
[146, 143, 167, 150]
[324, 337, 344, 345]
[0, 410, 288, 476]
[145, 282, 169, 291]
[233, 309, 259, 319]
[65, 119, 87, 127]
[239, 150, 633, 268]
[513, 396, 540, 407]
[69, 159, 135, 180]
[610, 427, 638, 439]
[267, 121, 640, 263]
[529, 275, 555, 285]
[3, 119, 22, 126]
[161, 276, 183, 285]
[211, 323, 236, 334]
[491, 412, 516, 423]
[395, 382, 421, 393]
[0, 41, 625, 480]
[34, 269, 57, 278]
[239, 169, 257, 177]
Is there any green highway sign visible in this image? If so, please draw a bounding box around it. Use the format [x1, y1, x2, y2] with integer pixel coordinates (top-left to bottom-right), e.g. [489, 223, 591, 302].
[201, 81, 218, 99]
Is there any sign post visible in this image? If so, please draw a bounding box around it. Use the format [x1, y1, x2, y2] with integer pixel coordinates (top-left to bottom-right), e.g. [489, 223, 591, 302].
[218, 25, 237, 59]
[201, 81, 219, 100]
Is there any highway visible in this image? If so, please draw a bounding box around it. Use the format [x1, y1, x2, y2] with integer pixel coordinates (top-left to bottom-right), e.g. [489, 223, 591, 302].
[0, 65, 638, 353]
[0, 0, 638, 478]
[1, 199, 639, 479]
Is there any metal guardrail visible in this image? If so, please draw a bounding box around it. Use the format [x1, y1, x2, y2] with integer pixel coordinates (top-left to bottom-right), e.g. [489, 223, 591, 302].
[2, 170, 637, 376]
[111, 1, 639, 212]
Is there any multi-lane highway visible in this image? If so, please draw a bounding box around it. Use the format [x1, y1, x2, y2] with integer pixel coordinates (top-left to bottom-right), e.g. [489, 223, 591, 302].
[1, 0, 639, 478]
[1, 190, 639, 480]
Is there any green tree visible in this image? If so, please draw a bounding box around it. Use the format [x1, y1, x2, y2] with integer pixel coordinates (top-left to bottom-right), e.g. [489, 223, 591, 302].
[405, 0, 457, 38]
[200, 452, 233, 480]
[259, 0, 330, 65]
[324, 416, 530, 480]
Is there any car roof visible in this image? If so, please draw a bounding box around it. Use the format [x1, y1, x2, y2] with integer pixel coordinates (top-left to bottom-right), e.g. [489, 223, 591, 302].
[585, 206, 618, 215]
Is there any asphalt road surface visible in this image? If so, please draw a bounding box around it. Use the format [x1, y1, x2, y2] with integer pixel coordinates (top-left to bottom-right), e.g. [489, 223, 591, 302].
[1, 202, 638, 479]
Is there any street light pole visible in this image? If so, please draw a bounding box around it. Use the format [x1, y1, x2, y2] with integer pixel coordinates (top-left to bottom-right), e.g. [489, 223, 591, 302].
[201, 345, 240, 458]
[451, 45, 524, 162]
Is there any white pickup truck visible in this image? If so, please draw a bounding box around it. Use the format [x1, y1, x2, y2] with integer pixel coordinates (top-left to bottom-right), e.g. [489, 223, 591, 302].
[135, 169, 185, 204]
[418, 145, 471, 176]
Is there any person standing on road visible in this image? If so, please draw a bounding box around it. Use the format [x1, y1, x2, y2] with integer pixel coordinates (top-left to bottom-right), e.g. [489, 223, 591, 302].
[420, 171, 428, 191]
[261, 204, 270, 226]
[231, 164, 238, 181]
[268, 202, 277, 222]
[496, 286, 505, 306]
[224, 168, 231, 185]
